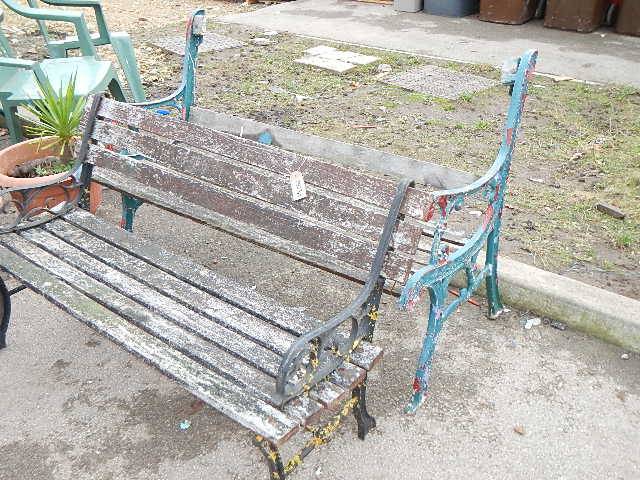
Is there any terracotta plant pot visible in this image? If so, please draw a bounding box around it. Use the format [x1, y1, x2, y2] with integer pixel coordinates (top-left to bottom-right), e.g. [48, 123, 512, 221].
[0, 137, 79, 214]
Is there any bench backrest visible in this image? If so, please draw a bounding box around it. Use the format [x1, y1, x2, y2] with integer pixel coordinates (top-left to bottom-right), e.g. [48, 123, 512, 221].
[85, 98, 433, 285]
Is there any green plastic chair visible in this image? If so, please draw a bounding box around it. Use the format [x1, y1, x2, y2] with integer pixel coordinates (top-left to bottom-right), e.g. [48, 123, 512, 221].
[0, 1, 124, 143]
[5, 0, 145, 102]
[0, 8, 15, 57]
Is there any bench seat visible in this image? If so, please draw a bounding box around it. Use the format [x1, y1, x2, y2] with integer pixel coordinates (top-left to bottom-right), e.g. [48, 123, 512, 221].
[0, 208, 381, 446]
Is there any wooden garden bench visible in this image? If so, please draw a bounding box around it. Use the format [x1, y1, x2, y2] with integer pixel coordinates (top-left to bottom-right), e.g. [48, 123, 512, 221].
[0, 93, 425, 479]
[0, 48, 537, 478]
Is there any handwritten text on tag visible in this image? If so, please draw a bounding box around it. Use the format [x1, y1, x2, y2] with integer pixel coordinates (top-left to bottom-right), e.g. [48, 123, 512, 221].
[290, 171, 307, 201]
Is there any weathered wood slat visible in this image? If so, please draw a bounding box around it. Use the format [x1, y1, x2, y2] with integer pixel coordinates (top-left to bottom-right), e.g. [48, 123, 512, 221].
[41, 220, 379, 378]
[38, 220, 372, 407]
[283, 395, 324, 426]
[63, 210, 384, 372]
[190, 106, 478, 190]
[329, 363, 367, 390]
[0, 243, 300, 445]
[91, 166, 371, 282]
[91, 121, 421, 253]
[89, 147, 415, 282]
[91, 165, 413, 285]
[96, 97, 431, 219]
[311, 381, 350, 410]
[7, 229, 364, 415]
[11, 231, 283, 377]
[42, 220, 300, 355]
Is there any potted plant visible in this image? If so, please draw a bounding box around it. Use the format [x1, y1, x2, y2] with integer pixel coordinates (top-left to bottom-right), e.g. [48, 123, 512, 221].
[0, 75, 86, 214]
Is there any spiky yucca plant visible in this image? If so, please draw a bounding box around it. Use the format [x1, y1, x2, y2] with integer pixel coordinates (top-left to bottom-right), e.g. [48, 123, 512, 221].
[24, 73, 86, 164]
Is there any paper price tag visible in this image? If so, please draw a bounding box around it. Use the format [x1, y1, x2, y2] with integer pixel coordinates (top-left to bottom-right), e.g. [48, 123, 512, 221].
[290, 171, 307, 201]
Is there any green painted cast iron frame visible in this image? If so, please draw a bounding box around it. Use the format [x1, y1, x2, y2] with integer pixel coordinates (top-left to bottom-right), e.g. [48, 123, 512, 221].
[399, 49, 538, 414]
[114, 9, 204, 233]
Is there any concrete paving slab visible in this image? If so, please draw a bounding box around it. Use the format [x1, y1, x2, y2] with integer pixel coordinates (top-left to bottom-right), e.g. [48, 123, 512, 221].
[384, 64, 498, 99]
[295, 55, 356, 73]
[305, 45, 379, 65]
[151, 32, 244, 56]
[305, 45, 339, 56]
[220, 0, 640, 87]
[0, 195, 638, 479]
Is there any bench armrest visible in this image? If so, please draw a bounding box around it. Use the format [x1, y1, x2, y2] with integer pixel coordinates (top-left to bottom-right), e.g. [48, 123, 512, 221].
[398, 50, 538, 312]
[2, 0, 96, 56]
[274, 178, 413, 405]
[0, 96, 101, 234]
[132, 9, 205, 121]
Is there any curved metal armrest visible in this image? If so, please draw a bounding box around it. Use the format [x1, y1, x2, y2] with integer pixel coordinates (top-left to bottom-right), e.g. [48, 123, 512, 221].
[0, 161, 93, 234]
[431, 151, 507, 200]
[274, 178, 413, 405]
[2, 0, 96, 55]
[131, 9, 205, 120]
[0, 95, 101, 234]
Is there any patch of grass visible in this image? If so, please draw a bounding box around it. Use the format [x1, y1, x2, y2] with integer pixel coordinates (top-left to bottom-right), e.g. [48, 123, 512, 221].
[404, 91, 431, 104]
[474, 119, 492, 131]
[444, 61, 499, 78]
[615, 231, 635, 249]
[433, 98, 454, 111]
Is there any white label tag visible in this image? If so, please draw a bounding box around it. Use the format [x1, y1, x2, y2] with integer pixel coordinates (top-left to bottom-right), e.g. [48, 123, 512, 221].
[290, 171, 307, 201]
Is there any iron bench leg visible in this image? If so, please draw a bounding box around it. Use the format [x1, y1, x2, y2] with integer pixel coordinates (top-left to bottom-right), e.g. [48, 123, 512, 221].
[120, 194, 144, 232]
[254, 379, 377, 479]
[254, 438, 286, 480]
[405, 281, 447, 414]
[0, 277, 13, 349]
[353, 379, 376, 440]
[485, 228, 505, 318]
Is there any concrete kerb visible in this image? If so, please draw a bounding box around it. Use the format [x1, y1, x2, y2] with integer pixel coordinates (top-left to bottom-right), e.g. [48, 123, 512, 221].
[191, 107, 640, 354]
[456, 257, 640, 353]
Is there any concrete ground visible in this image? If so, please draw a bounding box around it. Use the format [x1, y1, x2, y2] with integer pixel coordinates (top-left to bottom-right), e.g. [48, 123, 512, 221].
[1, 195, 638, 480]
[220, 0, 640, 87]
